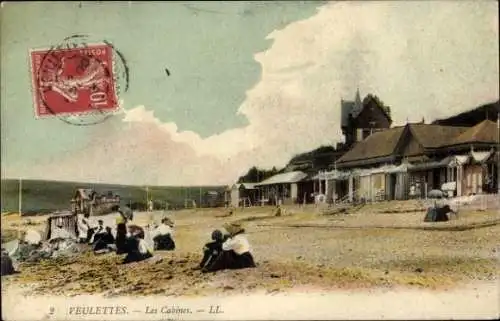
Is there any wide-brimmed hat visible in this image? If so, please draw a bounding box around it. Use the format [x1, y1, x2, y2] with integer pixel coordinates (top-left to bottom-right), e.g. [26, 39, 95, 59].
[223, 222, 244, 236]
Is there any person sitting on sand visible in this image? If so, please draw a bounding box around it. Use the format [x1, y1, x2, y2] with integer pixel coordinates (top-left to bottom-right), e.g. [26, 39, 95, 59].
[93, 226, 115, 252]
[274, 205, 283, 217]
[1, 248, 15, 276]
[151, 217, 175, 251]
[201, 222, 256, 273]
[194, 229, 229, 270]
[127, 224, 145, 239]
[122, 227, 153, 264]
[90, 220, 105, 243]
[95, 219, 105, 234]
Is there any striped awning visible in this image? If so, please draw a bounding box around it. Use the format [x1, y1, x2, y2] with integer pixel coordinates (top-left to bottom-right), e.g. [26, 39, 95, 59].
[312, 170, 350, 180]
[386, 163, 413, 173]
[409, 157, 451, 171]
[447, 155, 470, 167]
[255, 171, 308, 186]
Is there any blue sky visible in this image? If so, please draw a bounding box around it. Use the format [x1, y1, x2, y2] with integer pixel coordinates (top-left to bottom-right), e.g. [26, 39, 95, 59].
[1, 2, 321, 166]
[1, 1, 498, 186]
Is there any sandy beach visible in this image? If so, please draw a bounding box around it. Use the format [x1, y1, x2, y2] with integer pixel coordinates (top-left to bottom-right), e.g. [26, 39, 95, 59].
[2, 201, 499, 320]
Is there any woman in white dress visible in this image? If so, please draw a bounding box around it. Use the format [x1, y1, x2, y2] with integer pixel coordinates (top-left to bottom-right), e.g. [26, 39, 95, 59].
[77, 213, 96, 243]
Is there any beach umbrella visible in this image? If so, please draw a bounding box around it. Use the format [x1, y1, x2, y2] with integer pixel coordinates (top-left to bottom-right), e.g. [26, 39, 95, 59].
[428, 189, 444, 199]
[119, 206, 134, 221]
[24, 229, 42, 245]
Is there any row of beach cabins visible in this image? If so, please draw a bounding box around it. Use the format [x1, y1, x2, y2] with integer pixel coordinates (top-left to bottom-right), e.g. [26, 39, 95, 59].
[225, 119, 499, 208]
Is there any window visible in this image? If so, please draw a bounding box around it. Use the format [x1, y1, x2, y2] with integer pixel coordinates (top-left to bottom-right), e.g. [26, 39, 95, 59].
[373, 175, 382, 189]
[356, 129, 364, 141]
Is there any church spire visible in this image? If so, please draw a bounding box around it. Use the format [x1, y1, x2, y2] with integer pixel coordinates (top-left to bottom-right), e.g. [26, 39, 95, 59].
[354, 87, 362, 109]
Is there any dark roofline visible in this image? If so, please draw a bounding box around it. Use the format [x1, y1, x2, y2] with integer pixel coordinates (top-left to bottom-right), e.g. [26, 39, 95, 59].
[428, 142, 497, 151]
[336, 155, 396, 168]
[336, 142, 496, 169]
[362, 94, 393, 123]
[335, 125, 406, 164]
[431, 100, 500, 126]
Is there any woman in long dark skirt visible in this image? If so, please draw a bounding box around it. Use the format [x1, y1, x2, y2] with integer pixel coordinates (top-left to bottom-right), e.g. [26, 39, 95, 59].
[202, 223, 256, 273]
[115, 215, 128, 254]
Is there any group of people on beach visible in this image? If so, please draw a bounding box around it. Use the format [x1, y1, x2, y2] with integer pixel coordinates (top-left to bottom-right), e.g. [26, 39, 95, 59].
[73, 207, 256, 273]
[1, 206, 257, 276]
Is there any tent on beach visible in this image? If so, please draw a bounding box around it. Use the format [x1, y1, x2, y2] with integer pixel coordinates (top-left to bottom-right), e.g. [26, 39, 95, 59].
[43, 211, 79, 241]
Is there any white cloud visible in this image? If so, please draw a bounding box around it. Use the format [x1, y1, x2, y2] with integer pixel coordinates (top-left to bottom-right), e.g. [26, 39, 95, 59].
[132, 1, 498, 172]
[12, 1, 499, 185]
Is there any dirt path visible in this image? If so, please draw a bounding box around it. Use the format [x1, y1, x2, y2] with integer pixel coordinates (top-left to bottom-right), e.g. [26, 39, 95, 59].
[2, 281, 498, 320]
[257, 217, 500, 231]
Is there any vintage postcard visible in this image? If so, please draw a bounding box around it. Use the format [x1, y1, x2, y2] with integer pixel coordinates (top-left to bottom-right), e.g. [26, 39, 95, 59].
[1, 1, 499, 320]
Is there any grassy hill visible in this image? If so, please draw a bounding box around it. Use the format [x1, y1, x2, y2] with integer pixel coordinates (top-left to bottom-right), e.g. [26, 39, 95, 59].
[1, 179, 225, 215]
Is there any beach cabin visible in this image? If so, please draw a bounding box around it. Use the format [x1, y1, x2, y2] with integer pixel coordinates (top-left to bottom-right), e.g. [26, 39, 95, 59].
[334, 118, 499, 201]
[203, 190, 222, 208]
[43, 212, 79, 241]
[255, 171, 308, 206]
[229, 183, 259, 207]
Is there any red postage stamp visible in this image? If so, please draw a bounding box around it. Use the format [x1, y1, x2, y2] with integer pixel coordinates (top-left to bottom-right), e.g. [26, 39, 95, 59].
[30, 44, 119, 117]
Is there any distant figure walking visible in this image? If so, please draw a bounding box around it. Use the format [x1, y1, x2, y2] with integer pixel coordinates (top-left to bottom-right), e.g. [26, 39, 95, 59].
[202, 222, 256, 273]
